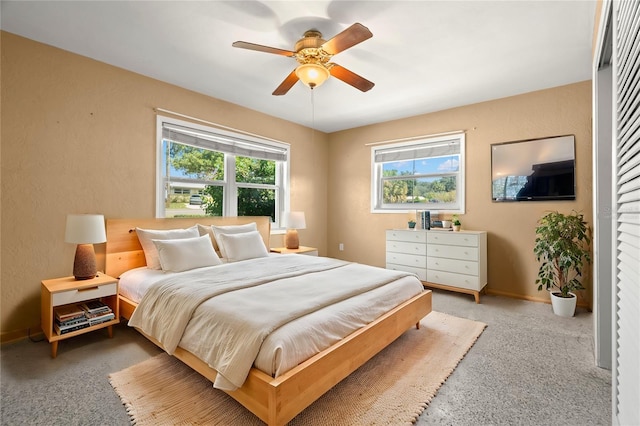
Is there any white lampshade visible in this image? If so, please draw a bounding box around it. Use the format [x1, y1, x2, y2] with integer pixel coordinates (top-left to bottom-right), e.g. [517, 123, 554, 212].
[295, 63, 330, 89]
[65, 214, 106, 244]
[283, 211, 306, 230]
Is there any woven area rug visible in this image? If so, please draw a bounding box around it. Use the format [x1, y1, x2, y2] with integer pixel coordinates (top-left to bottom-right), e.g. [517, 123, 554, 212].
[109, 311, 486, 425]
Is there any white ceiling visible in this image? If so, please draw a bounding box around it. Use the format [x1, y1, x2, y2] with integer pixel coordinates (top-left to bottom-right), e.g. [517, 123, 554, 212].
[1, 1, 596, 133]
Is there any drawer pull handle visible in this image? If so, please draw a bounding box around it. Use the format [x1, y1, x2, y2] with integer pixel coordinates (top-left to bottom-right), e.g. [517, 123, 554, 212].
[77, 286, 99, 292]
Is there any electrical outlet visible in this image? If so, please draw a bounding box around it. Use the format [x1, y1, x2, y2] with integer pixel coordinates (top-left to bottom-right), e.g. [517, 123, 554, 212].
[339, 243, 344, 251]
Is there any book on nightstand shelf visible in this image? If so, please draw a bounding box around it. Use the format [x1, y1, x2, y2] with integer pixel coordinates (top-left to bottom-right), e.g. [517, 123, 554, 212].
[54, 304, 85, 322]
[79, 300, 111, 315]
[54, 320, 90, 335]
[55, 316, 88, 327]
[83, 307, 112, 318]
[87, 312, 115, 326]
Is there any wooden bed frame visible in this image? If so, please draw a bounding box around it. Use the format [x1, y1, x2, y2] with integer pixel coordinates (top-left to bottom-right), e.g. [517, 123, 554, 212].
[106, 217, 432, 426]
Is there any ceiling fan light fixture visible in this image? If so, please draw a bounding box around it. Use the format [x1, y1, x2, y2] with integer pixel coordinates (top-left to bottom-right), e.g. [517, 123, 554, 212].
[295, 63, 330, 89]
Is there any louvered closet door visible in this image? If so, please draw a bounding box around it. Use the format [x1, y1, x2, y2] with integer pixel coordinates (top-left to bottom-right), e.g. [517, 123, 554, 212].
[613, 1, 640, 424]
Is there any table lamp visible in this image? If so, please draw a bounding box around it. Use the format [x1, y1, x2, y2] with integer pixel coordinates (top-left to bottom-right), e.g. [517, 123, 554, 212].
[283, 211, 306, 249]
[65, 214, 107, 280]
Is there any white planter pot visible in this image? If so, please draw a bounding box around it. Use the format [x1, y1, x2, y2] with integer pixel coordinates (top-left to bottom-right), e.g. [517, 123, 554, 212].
[550, 291, 577, 317]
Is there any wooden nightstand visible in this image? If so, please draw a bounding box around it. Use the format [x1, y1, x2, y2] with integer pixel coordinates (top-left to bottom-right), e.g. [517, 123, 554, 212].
[41, 272, 119, 358]
[270, 246, 318, 256]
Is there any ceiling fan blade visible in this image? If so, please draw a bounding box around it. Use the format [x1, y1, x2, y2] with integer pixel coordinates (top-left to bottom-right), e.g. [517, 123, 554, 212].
[232, 41, 295, 57]
[321, 23, 373, 55]
[272, 70, 300, 96]
[329, 64, 374, 92]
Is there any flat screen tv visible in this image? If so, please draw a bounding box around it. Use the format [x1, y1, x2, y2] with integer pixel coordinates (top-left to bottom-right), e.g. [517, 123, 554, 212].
[491, 135, 576, 201]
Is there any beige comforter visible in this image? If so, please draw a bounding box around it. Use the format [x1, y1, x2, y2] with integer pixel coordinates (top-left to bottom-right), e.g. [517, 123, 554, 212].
[128, 255, 414, 390]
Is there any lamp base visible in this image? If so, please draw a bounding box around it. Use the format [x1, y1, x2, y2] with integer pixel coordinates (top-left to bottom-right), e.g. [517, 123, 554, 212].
[73, 244, 97, 280]
[284, 229, 300, 249]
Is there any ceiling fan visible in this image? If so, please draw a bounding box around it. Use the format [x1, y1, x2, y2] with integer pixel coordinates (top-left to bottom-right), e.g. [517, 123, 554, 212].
[232, 23, 375, 96]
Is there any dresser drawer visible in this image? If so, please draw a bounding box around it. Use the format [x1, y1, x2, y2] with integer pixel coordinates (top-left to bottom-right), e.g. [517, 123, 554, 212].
[386, 251, 426, 269]
[386, 230, 427, 243]
[427, 232, 479, 247]
[427, 270, 482, 291]
[52, 282, 117, 306]
[386, 240, 427, 256]
[386, 263, 426, 281]
[427, 244, 478, 261]
[427, 257, 479, 276]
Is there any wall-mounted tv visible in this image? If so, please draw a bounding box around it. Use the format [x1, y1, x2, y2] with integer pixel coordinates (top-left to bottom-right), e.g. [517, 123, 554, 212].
[491, 135, 576, 201]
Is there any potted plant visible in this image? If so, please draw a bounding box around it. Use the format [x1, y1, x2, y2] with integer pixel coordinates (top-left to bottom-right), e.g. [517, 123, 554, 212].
[452, 215, 461, 231]
[533, 210, 591, 317]
[408, 220, 416, 229]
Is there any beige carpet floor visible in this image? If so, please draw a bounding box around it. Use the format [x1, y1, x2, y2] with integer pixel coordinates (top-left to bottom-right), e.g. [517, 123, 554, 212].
[109, 311, 486, 425]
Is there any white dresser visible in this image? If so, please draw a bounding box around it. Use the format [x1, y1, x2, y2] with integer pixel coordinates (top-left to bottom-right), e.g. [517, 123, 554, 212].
[386, 229, 487, 303]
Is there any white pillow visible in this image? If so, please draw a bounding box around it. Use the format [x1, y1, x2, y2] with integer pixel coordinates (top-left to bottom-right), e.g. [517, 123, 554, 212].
[211, 222, 258, 258]
[136, 225, 199, 269]
[152, 235, 222, 272]
[197, 224, 218, 252]
[217, 230, 269, 263]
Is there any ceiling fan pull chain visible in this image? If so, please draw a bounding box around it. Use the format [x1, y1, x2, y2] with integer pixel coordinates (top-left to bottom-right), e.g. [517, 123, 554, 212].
[310, 89, 315, 144]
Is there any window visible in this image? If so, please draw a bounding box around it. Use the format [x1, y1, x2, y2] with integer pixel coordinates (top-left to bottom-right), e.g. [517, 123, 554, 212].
[371, 134, 465, 213]
[156, 117, 290, 227]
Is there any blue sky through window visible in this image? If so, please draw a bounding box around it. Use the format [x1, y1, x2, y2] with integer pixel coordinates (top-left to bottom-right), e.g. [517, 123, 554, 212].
[382, 155, 459, 175]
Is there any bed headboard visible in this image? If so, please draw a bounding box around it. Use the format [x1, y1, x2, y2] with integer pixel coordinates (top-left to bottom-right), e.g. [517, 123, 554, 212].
[105, 216, 271, 278]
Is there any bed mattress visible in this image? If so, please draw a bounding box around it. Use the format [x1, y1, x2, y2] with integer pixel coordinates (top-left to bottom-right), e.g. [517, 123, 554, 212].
[120, 255, 423, 388]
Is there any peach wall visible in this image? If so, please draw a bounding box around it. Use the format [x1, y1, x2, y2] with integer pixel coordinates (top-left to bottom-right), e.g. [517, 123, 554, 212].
[327, 81, 593, 304]
[0, 32, 328, 338]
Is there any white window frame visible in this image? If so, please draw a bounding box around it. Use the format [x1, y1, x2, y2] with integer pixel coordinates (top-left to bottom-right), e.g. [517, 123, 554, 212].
[156, 116, 290, 229]
[371, 133, 465, 214]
